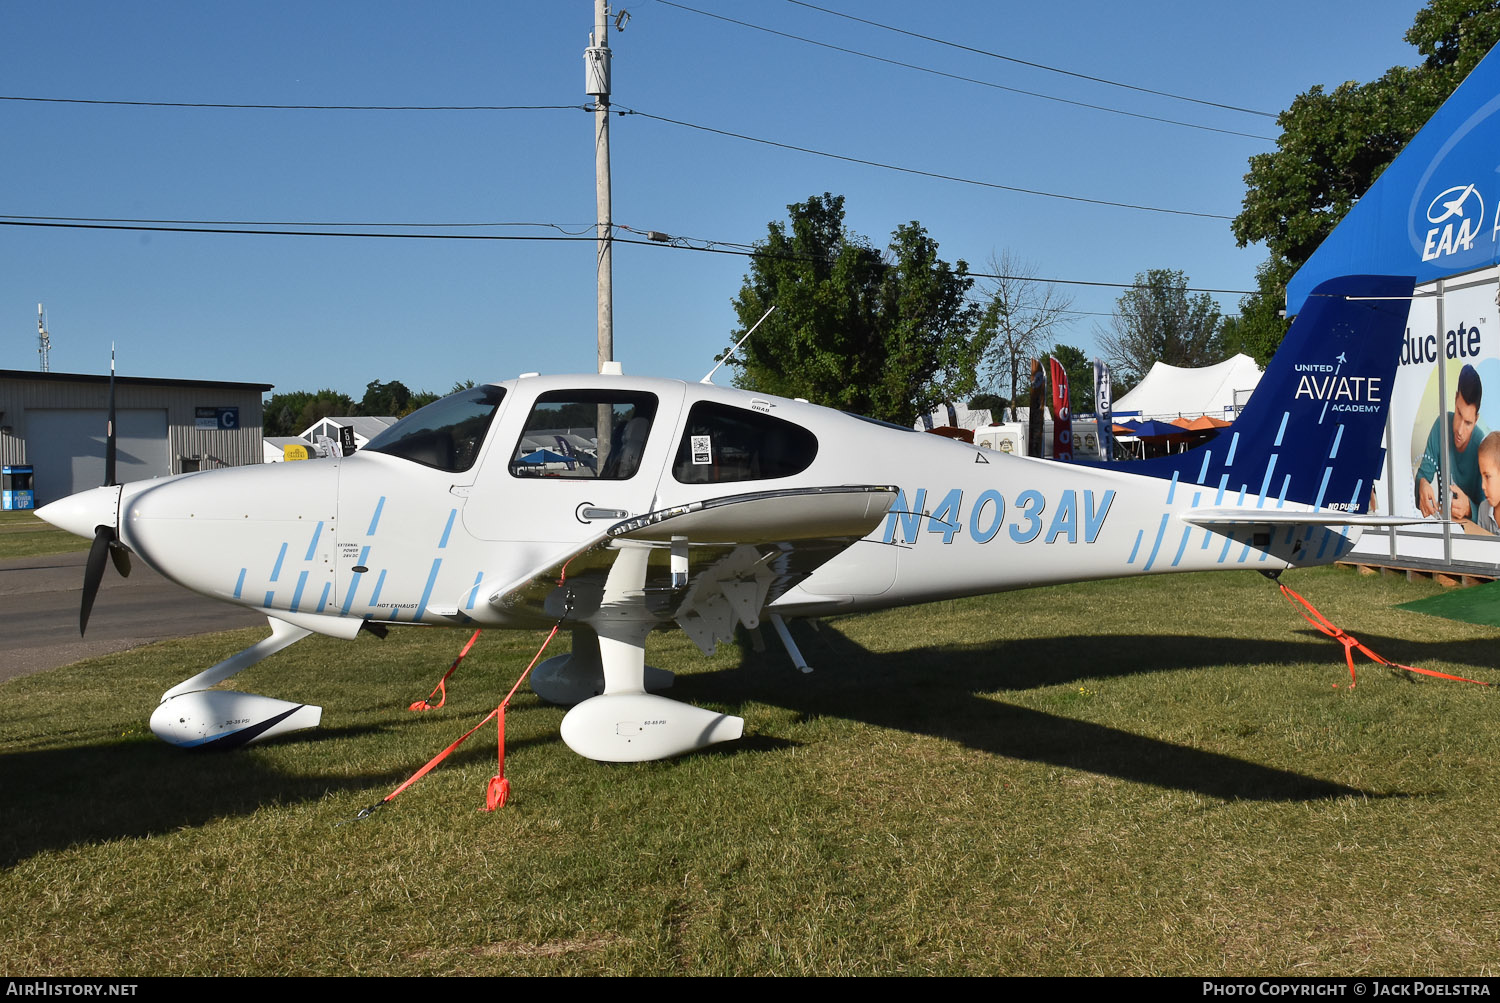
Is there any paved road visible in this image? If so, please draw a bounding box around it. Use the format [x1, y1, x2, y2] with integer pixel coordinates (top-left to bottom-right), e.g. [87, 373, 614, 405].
[0, 551, 266, 683]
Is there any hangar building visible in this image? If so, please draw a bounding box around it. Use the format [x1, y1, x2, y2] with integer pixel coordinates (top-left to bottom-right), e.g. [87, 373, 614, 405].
[0, 369, 272, 506]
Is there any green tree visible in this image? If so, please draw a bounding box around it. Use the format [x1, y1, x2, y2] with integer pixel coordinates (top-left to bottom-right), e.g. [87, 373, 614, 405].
[262, 391, 313, 437]
[1231, 1, 1500, 356]
[1048, 343, 1097, 415]
[263, 380, 455, 435]
[1097, 270, 1222, 386]
[967, 391, 1008, 416]
[262, 389, 355, 436]
[357, 379, 413, 417]
[1214, 258, 1295, 367]
[725, 194, 983, 425]
[1228, 266, 1292, 366]
[976, 251, 1074, 410]
[404, 390, 441, 414]
[297, 389, 356, 430]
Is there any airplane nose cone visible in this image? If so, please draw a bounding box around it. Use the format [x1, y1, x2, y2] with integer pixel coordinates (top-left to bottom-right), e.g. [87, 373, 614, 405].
[120, 461, 339, 600]
[35, 485, 121, 540]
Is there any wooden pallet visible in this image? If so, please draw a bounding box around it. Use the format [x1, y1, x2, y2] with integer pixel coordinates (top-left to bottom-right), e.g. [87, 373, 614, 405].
[1337, 560, 1497, 588]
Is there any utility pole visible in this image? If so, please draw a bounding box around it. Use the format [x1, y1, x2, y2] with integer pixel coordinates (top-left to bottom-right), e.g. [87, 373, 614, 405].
[586, 0, 613, 374]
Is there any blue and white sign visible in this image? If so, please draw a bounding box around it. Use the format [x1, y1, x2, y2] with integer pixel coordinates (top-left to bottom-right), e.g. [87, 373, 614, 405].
[1287, 46, 1500, 312]
[195, 407, 240, 430]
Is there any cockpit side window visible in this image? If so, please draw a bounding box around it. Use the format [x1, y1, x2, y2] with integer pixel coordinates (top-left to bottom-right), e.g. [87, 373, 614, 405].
[672, 401, 819, 483]
[509, 390, 659, 480]
[363, 386, 506, 472]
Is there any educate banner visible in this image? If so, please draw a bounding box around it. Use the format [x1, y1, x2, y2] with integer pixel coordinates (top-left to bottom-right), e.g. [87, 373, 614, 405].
[1375, 276, 1500, 544]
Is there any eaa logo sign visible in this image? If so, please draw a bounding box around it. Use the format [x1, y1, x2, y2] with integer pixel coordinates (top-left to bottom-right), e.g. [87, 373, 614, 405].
[1421, 183, 1485, 261]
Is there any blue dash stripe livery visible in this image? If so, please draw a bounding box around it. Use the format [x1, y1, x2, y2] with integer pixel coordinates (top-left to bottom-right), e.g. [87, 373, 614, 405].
[1086, 275, 1411, 515]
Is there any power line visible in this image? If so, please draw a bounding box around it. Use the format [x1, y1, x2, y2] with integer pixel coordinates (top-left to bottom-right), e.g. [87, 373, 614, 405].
[0, 219, 605, 240]
[655, 1, 1273, 141]
[0, 214, 600, 234]
[968, 268, 1251, 295]
[779, 0, 1277, 118]
[0, 217, 1254, 294]
[618, 107, 1236, 220]
[4, 92, 1237, 218]
[0, 95, 584, 111]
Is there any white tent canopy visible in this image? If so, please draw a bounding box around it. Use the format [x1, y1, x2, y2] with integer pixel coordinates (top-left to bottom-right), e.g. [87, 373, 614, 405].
[913, 403, 995, 430]
[1113, 354, 1262, 420]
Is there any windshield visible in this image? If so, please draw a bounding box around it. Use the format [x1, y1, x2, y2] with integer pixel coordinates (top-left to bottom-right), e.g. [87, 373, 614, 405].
[363, 385, 506, 472]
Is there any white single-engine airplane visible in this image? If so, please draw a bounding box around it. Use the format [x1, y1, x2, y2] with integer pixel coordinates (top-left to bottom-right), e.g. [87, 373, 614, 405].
[37, 274, 1414, 761]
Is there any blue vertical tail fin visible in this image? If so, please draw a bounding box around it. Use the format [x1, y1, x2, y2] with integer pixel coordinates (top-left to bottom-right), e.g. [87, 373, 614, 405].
[1128, 274, 1414, 513]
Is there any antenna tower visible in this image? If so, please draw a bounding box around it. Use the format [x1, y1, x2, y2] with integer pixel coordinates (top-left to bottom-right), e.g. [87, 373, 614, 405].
[37, 304, 52, 372]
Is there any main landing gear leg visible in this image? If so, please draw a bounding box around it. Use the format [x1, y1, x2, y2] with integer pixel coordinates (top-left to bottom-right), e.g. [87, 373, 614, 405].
[557, 545, 743, 762]
[529, 626, 674, 706]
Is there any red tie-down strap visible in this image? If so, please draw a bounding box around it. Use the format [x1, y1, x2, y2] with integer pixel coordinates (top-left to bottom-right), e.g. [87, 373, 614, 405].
[349, 624, 562, 822]
[407, 552, 581, 715]
[1278, 583, 1489, 688]
[409, 628, 483, 711]
[485, 623, 561, 810]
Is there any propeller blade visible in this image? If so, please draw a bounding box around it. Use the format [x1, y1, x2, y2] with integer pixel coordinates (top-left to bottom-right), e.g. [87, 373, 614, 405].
[82, 348, 124, 634]
[109, 542, 131, 578]
[81, 525, 113, 635]
[104, 345, 117, 487]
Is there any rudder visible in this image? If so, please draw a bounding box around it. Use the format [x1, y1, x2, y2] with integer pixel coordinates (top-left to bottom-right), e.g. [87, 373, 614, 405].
[1123, 274, 1414, 514]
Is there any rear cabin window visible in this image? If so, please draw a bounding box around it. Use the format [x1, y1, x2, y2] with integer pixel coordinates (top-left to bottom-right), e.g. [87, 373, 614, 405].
[509, 390, 658, 480]
[363, 385, 506, 473]
[672, 401, 818, 483]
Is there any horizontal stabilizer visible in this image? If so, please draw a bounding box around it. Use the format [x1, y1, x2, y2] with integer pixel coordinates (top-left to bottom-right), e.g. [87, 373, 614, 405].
[1174, 506, 1415, 569]
[1182, 509, 1427, 529]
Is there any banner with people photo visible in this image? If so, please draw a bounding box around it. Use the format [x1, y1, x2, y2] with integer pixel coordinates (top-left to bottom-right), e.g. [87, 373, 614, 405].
[1373, 274, 1500, 552]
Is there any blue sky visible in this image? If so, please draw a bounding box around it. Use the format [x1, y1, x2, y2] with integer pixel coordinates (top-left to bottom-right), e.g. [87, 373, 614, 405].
[1, 1, 1430, 400]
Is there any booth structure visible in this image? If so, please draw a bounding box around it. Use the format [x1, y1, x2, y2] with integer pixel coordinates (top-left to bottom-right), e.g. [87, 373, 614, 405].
[1288, 45, 1500, 581]
[2, 465, 34, 510]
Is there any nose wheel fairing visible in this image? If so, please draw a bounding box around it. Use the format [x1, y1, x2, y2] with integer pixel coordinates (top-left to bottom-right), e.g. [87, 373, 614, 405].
[148, 616, 322, 748]
[150, 691, 322, 750]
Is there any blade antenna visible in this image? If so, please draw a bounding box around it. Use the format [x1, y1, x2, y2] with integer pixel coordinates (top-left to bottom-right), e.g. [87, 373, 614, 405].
[701, 305, 775, 384]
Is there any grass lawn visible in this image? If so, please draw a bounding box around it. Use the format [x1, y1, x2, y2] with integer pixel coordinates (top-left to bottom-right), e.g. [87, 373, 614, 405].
[0, 566, 1495, 975]
[0, 509, 85, 560]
